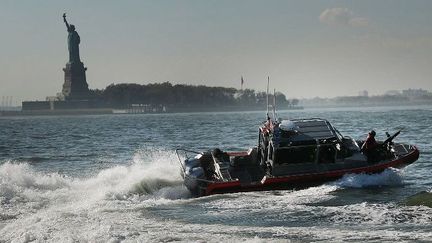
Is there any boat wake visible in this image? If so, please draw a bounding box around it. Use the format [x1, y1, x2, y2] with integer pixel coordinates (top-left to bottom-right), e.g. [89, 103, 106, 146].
[0, 157, 406, 216]
[0, 151, 427, 242]
[0, 148, 191, 240]
[0, 148, 188, 204]
[333, 168, 404, 188]
[403, 191, 432, 208]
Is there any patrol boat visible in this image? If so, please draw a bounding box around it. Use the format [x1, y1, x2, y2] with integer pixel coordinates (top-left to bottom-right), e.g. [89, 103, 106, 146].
[176, 118, 419, 197]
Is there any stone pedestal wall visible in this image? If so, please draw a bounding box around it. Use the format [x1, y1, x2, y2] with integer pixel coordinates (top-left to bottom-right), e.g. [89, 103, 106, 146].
[62, 62, 89, 100]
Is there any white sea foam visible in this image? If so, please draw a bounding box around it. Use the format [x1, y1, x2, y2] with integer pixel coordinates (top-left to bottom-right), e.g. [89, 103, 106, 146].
[205, 184, 339, 212]
[333, 168, 404, 188]
[0, 152, 429, 242]
[202, 169, 404, 216]
[1, 148, 188, 201]
[0, 148, 191, 241]
[326, 201, 432, 225]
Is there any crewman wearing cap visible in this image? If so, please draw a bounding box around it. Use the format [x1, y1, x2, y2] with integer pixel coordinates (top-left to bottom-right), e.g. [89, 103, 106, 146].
[361, 130, 379, 161]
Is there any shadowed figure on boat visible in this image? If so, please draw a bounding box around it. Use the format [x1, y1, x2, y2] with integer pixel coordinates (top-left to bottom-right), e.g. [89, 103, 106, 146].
[212, 148, 229, 163]
[198, 152, 218, 180]
[361, 130, 380, 162]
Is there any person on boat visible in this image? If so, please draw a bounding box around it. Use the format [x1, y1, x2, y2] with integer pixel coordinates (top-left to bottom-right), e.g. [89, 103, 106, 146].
[262, 116, 273, 135]
[261, 116, 273, 153]
[200, 151, 219, 180]
[212, 148, 229, 163]
[361, 130, 379, 161]
[271, 122, 281, 147]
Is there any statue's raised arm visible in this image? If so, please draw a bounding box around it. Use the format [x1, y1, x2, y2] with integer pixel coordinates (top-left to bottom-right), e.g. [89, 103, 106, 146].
[63, 13, 71, 32]
[62, 13, 81, 63]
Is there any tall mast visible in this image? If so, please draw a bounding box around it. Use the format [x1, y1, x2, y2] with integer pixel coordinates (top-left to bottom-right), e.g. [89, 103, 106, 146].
[273, 88, 276, 120]
[266, 76, 269, 119]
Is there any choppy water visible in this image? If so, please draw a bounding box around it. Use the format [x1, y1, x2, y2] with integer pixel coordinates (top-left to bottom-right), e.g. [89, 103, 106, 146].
[1, 105, 431, 242]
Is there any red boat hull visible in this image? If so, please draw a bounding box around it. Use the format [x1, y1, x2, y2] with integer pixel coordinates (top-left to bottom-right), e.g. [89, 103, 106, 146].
[204, 146, 419, 196]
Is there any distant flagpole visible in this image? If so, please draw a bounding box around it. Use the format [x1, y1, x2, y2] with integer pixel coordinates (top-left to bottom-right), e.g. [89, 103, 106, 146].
[241, 76, 244, 90]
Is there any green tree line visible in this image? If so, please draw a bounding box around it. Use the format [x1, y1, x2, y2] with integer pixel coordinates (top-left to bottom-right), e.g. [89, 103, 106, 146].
[89, 82, 296, 108]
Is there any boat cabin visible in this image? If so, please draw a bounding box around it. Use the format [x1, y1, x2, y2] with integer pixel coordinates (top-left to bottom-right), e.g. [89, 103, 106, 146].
[259, 118, 363, 176]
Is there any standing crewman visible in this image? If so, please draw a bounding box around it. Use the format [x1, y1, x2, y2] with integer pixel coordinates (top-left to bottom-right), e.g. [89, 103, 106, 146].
[361, 130, 379, 162]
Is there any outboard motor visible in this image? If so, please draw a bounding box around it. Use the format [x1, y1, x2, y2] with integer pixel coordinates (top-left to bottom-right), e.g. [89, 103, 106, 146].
[183, 157, 206, 193]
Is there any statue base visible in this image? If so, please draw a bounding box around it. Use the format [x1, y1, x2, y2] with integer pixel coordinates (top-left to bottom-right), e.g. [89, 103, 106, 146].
[62, 61, 90, 100]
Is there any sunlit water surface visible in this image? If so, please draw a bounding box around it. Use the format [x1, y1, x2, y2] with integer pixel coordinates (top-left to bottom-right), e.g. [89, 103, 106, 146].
[1, 105, 431, 242]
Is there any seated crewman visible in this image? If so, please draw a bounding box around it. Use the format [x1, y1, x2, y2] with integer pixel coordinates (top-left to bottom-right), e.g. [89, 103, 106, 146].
[212, 148, 229, 163]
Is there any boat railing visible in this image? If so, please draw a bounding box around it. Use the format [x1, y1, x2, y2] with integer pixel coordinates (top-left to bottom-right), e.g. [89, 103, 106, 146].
[210, 152, 233, 181]
[183, 174, 215, 183]
[175, 148, 202, 173]
[272, 144, 319, 165]
[393, 143, 411, 155]
[176, 148, 236, 183]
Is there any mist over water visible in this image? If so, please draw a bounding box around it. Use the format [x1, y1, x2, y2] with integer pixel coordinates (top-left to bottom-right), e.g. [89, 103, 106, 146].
[1, 105, 432, 241]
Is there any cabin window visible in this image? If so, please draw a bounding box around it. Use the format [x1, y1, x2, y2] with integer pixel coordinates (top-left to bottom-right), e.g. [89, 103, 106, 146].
[273, 146, 317, 164]
[318, 145, 336, 163]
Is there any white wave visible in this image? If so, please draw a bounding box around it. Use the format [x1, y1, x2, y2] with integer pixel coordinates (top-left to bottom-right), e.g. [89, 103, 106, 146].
[0, 148, 188, 203]
[0, 153, 426, 242]
[192, 170, 404, 221]
[326, 201, 432, 225]
[0, 162, 71, 217]
[333, 168, 404, 188]
[0, 162, 69, 191]
[198, 184, 339, 222]
[0, 148, 191, 241]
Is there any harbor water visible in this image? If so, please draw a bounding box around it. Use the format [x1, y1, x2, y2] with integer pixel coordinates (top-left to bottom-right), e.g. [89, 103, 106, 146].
[1, 106, 432, 242]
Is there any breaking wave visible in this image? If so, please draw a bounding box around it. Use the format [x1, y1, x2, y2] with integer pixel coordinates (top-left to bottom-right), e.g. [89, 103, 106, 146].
[333, 168, 404, 188]
[0, 151, 423, 242]
[0, 148, 189, 206]
[0, 148, 193, 241]
[0, 148, 190, 240]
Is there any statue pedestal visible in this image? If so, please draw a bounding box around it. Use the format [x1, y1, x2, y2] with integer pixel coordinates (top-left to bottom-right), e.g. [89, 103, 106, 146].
[62, 62, 89, 100]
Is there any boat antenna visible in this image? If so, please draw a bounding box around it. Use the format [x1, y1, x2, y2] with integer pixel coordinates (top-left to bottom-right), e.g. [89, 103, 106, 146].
[273, 88, 277, 121]
[266, 76, 270, 120]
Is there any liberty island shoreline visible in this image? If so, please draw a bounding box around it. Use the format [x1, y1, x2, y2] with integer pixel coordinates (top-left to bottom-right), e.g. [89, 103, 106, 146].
[11, 13, 430, 117]
[2, 103, 432, 118]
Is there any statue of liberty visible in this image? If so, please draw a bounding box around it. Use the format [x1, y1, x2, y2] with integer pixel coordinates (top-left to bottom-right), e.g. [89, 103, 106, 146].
[62, 13, 81, 63]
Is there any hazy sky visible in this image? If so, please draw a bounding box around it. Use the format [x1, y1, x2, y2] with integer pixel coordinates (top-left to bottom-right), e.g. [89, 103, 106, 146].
[1, 0, 432, 104]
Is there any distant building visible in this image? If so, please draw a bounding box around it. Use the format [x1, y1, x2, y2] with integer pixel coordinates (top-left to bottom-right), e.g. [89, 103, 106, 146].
[358, 90, 369, 97]
[385, 90, 401, 96]
[0, 96, 13, 111]
[401, 88, 429, 97]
